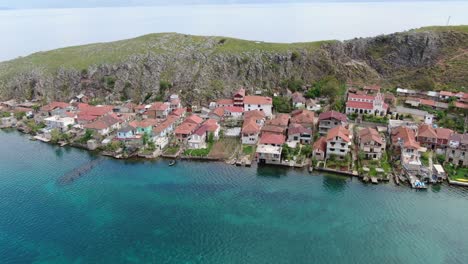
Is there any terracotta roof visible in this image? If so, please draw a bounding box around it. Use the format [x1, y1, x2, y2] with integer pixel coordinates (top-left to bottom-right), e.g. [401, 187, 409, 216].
[290, 109, 315, 125]
[418, 124, 437, 139]
[348, 93, 375, 101]
[288, 123, 312, 135]
[224, 106, 244, 113]
[266, 114, 290, 127]
[170, 98, 180, 105]
[440, 91, 455, 96]
[41, 102, 69, 112]
[171, 108, 186, 116]
[203, 119, 220, 132]
[153, 117, 177, 133]
[455, 102, 468, 109]
[129, 118, 159, 128]
[216, 99, 234, 105]
[313, 137, 327, 152]
[210, 107, 225, 117]
[244, 110, 265, 120]
[242, 119, 261, 134]
[435, 128, 454, 140]
[185, 115, 203, 124]
[392, 126, 420, 149]
[359, 127, 383, 145]
[175, 122, 198, 135]
[419, 99, 436, 107]
[318, 111, 347, 122]
[149, 102, 169, 111]
[84, 114, 119, 130]
[346, 101, 374, 110]
[194, 124, 209, 136]
[326, 126, 350, 143]
[244, 96, 272, 105]
[261, 125, 285, 134]
[259, 133, 286, 145]
[78, 105, 113, 117]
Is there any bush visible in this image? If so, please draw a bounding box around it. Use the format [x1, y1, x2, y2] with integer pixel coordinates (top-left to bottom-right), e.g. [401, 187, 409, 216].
[273, 96, 292, 113]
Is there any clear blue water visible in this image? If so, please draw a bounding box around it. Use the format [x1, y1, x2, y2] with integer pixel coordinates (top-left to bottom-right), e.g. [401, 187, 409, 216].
[1, 129, 468, 263]
[1, 1, 468, 61]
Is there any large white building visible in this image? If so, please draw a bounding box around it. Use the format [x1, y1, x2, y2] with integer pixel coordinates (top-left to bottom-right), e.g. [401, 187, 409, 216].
[243, 96, 273, 117]
[345, 93, 388, 116]
[325, 126, 351, 159]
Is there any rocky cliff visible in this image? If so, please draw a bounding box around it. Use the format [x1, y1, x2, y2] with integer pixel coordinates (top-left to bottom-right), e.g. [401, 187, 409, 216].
[0, 26, 467, 103]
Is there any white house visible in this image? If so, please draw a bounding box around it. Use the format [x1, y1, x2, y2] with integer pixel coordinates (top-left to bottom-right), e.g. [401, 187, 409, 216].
[325, 126, 351, 159]
[243, 96, 273, 117]
[256, 144, 282, 165]
[44, 116, 75, 132]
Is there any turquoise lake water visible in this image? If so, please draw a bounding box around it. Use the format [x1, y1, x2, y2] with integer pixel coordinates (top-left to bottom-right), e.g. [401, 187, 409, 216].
[1, 129, 468, 263]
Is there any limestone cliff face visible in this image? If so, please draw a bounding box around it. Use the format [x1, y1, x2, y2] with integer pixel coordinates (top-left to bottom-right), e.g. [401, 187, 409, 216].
[0, 27, 467, 103]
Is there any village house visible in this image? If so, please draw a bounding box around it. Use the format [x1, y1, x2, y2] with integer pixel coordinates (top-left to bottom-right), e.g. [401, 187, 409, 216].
[223, 106, 243, 119]
[208, 108, 224, 122]
[174, 115, 203, 142]
[325, 126, 351, 159]
[216, 99, 234, 108]
[416, 124, 453, 151]
[242, 118, 261, 145]
[44, 115, 75, 132]
[116, 126, 137, 140]
[312, 137, 327, 161]
[358, 127, 386, 160]
[147, 102, 170, 119]
[84, 114, 121, 136]
[266, 113, 290, 128]
[244, 110, 266, 126]
[243, 96, 273, 117]
[391, 126, 422, 172]
[168, 94, 182, 110]
[129, 119, 158, 136]
[256, 144, 282, 165]
[396, 88, 417, 97]
[153, 116, 178, 139]
[446, 133, 468, 167]
[305, 98, 321, 111]
[291, 92, 306, 109]
[363, 85, 381, 94]
[76, 104, 113, 125]
[290, 109, 315, 129]
[345, 93, 388, 116]
[261, 125, 286, 136]
[259, 133, 286, 147]
[40, 102, 71, 117]
[287, 123, 312, 144]
[187, 119, 220, 149]
[318, 111, 348, 135]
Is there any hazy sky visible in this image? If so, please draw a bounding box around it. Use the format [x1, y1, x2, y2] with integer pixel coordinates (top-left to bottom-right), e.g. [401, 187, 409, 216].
[0, 0, 463, 9]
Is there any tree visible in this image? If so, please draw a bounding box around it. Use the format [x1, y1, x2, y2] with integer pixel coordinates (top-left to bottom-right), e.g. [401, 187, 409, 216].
[207, 132, 214, 144]
[301, 145, 312, 157]
[14, 111, 26, 120]
[50, 129, 61, 143]
[79, 129, 94, 143]
[142, 133, 150, 146]
[273, 96, 292, 113]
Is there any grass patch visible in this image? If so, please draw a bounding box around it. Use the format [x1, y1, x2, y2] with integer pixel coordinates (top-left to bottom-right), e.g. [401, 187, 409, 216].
[445, 165, 468, 181]
[164, 145, 180, 155]
[242, 145, 254, 155]
[184, 142, 213, 157]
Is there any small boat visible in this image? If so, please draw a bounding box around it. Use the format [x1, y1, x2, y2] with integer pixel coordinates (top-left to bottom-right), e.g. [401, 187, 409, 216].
[169, 160, 176, 166]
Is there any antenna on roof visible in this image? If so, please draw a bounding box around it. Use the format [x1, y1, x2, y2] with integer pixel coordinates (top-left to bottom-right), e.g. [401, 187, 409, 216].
[446, 16, 451, 26]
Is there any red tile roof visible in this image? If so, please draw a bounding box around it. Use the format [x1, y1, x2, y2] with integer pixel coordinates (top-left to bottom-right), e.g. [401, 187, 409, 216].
[234, 87, 246, 98]
[359, 127, 383, 145]
[185, 115, 203, 124]
[266, 114, 290, 127]
[346, 101, 374, 110]
[348, 93, 375, 101]
[318, 111, 347, 122]
[244, 96, 272, 105]
[418, 124, 437, 139]
[171, 108, 186, 117]
[224, 106, 244, 113]
[244, 110, 265, 121]
[242, 119, 261, 134]
[392, 126, 420, 149]
[440, 91, 455, 96]
[216, 99, 234, 105]
[260, 133, 286, 145]
[203, 119, 220, 132]
[129, 119, 159, 128]
[41, 102, 69, 112]
[175, 122, 198, 135]
[261, 125, 285, 134]
[313, 137, 327, 152]
[149, 102, 169, 111]
[290, 109, 315, 125]
[455, 102, 468, 109]
[363, 85, 381, 92]
[435, 128, 454, 140]
[326, 126, 350, 143]
[288, 123, 312, 136]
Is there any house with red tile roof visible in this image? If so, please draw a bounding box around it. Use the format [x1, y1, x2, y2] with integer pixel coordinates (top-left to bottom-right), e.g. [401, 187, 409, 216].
[345, 93, 388, 116]
[40, 102, 71, 116]
[266, 114, 290, 128]
[416, 124, 453, 150]
[287, 123, 312, 144]
[243, 96, 273, 117]
[208, 108, 225, 122]
[153, 116, 178, 138]
[259, 133, 286, 147]
[223, 106, 243, 119]
[187, 119, 220, 149]
[391, 126, 422, 171]
[446, 133, 468, 167]
[363, 85, 381, 94]
[312, 137, 327, 161]
[147, 102, 170, 119]
[291, 92, 306, 109]
[84, 114, 121, 136]
[233, 87, 246, 107]
[318, 111, 348, 135]
[325, 126, 351, 159]
[184, 114, 204, 125]
[216, 99, 234, 108]
[242, 118, 261, 145]
[358, 127, 386, 160]
[175, 122, 198, 142]
[290, 109, 315, 129]
[261, 125, 285, 136]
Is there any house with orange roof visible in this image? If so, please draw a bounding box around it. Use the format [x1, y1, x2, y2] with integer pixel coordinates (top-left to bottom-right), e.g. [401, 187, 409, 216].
[291, 92, 306, 109]
[40, 102, 71, 116]
[129, 119, 159, 135]
[358, 127, 386, 160]
[312, 137, 327, 161]
[84, 114, 121, 136]
[233, 87, 246, 107]
[243, 96, 273, 117]
[242, 118, 261, 145]
[266, 113, 290, 128]
[325, 126, 351, 159]
[290, 109, 315, 129]
[345, 93, 388, 116]
[208, 107, 225, 122]
[318, 111, 348, 135]
[147, 102, 170, 119]
[216, 99, 234, 108]
[256, 133, 284, 165]
[244, 110, 266, 126]
[391, 126, 422, 171]
[187, 119, 220, 149]
[223, 106, 243, 119]
[259, 133, 285, 147]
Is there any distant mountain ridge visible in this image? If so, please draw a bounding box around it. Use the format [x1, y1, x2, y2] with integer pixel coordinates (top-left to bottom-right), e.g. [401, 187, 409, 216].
[0, 26, 467, 103]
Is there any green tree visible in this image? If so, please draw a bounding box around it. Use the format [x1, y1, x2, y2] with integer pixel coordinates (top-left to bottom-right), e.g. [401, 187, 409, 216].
[273, 96, 292, 113]
[207, 132, 214, 144]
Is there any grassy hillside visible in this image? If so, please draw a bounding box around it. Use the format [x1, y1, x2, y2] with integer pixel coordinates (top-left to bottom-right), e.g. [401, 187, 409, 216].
[0, 33, 333, 78]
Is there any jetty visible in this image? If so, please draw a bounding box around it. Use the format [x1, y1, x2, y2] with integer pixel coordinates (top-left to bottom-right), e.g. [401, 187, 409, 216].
[57, 158, 103, 185]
